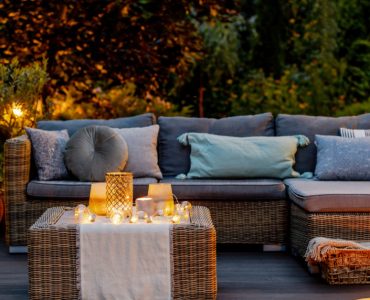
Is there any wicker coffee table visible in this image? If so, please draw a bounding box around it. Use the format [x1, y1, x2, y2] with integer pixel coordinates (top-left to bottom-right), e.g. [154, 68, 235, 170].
[28, 206, 217, 300]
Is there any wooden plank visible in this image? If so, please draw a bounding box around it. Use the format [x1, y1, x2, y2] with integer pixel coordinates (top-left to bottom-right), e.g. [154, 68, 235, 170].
[1, 239, 370, 299]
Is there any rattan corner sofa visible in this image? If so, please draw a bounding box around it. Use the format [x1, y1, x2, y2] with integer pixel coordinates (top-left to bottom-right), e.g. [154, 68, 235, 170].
[4, 112, 370, 255]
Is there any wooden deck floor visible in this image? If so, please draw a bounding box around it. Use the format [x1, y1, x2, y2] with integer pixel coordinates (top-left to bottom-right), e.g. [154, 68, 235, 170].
[0, 240, 369, 300]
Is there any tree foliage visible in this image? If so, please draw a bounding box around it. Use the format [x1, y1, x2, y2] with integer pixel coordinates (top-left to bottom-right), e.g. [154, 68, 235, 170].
[0, 0, 369, 119]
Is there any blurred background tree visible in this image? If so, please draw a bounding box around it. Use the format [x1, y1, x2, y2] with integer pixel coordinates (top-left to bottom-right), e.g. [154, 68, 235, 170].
[0, 0, 369, 121]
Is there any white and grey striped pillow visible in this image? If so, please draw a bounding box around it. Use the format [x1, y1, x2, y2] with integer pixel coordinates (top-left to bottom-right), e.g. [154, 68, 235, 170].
[340, 128, 370, 138]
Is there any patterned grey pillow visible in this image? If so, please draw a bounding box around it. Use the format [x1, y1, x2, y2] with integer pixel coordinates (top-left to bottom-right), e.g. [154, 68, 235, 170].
[340, 128, 370, 138]
[314, 134, 370, 180]
[26, 127, 70, 180]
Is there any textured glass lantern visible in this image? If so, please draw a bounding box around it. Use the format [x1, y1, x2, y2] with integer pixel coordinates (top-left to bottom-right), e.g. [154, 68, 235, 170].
[106, 172, 133, 216]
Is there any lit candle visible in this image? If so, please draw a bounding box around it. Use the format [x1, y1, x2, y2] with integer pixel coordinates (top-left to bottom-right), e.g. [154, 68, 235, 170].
[136, 197, 155, 216]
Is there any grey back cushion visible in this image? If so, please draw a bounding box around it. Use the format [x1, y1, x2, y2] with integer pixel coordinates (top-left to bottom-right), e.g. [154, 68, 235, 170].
[158, 113, 275, 177]
[115, 125, 162, 179]
[64, 126, 128, 182]
[37, 113, 156, 136]
[276, 113, 370, 173]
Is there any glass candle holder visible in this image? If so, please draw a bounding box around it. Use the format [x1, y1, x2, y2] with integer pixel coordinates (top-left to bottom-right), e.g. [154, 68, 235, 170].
[106, 172, 133, 216]
[148, 183, 175, 216]
[89, 182, 107, 216]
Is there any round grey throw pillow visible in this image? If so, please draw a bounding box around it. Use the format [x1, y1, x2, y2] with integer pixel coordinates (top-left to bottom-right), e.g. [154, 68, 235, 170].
[64, 125, 128, 181]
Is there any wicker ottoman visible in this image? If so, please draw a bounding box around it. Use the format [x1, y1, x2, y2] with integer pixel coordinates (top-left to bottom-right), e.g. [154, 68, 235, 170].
[28, 206, 217, 300]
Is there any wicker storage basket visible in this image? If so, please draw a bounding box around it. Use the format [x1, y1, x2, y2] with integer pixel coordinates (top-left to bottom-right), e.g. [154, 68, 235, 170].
[321, 246, 370, 285]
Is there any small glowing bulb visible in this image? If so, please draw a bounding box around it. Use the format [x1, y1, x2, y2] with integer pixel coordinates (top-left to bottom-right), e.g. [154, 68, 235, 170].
[74, 204, 86, 219]
[130, 215, 138, 223]
[172, 215, 181, 224]
[164, 207, 171, 216]
[12, 106, 23, 117]
[181, 201, 192, 211]
[88, 213, 96, 223]
[111, 212, 123, 224]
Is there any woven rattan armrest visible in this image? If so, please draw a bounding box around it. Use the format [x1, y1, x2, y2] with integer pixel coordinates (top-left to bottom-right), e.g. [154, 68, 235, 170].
[4, 135, 31, 204]
[4, 135, 31, 245]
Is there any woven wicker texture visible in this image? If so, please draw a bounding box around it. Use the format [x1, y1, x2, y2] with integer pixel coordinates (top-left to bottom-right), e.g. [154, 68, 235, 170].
[4, 135, 32, 245]
[290, 204, 370, 257]
[5, 134, 287, 247]
[106, 172, 133, 215]
[321, 248, 370, 285]
[28, 206, 217, 300]
[192, 200, 288, 244]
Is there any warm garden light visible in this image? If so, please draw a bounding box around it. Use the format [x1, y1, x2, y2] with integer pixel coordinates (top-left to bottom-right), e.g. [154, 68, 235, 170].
[12, 106, 23, 117]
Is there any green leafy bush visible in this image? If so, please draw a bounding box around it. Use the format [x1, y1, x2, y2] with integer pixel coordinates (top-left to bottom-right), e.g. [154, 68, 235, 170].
[0, 58, 49, 138]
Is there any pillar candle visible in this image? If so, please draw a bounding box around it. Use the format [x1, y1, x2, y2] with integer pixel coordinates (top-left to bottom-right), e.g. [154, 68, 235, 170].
[136, 197, 155, 216]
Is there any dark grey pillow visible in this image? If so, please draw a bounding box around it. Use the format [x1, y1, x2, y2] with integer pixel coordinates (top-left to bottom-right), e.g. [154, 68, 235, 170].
[64, 126, 128, 181]
[25, 127, 70, 181]
[314, 135, 370, 180]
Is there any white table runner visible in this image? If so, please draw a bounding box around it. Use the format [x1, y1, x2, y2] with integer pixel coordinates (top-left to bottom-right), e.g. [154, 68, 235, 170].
[57, 212, 172, 300]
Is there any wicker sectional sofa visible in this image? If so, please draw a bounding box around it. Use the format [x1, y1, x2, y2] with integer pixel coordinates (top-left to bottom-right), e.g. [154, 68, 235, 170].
[4, 112, 370, 255]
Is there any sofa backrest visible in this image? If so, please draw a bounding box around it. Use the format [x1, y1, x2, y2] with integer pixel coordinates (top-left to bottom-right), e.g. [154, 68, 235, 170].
[276, 113, 370, 173]
[158, 113, 275, 177]
[37, 113, 156, 136]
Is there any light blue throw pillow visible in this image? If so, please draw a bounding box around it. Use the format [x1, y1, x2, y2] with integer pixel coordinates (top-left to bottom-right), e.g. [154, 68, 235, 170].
[176, 133, 310, 179]
[315, 135, 370, 180]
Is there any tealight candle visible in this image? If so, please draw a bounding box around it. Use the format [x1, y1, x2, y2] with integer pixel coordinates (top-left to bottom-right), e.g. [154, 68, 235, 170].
[136, 197, 155, 216]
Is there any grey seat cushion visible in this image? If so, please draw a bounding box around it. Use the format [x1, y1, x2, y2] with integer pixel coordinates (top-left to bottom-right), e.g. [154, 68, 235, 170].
[160, 178, 286, 200]
[275, 113, 370, 173]
[37, 113, 155, 136]
[158, 113, 275, 177]
[64, 126, 128, 182]
[27, 178, 157, 200]
[285, 178, 370, 212]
